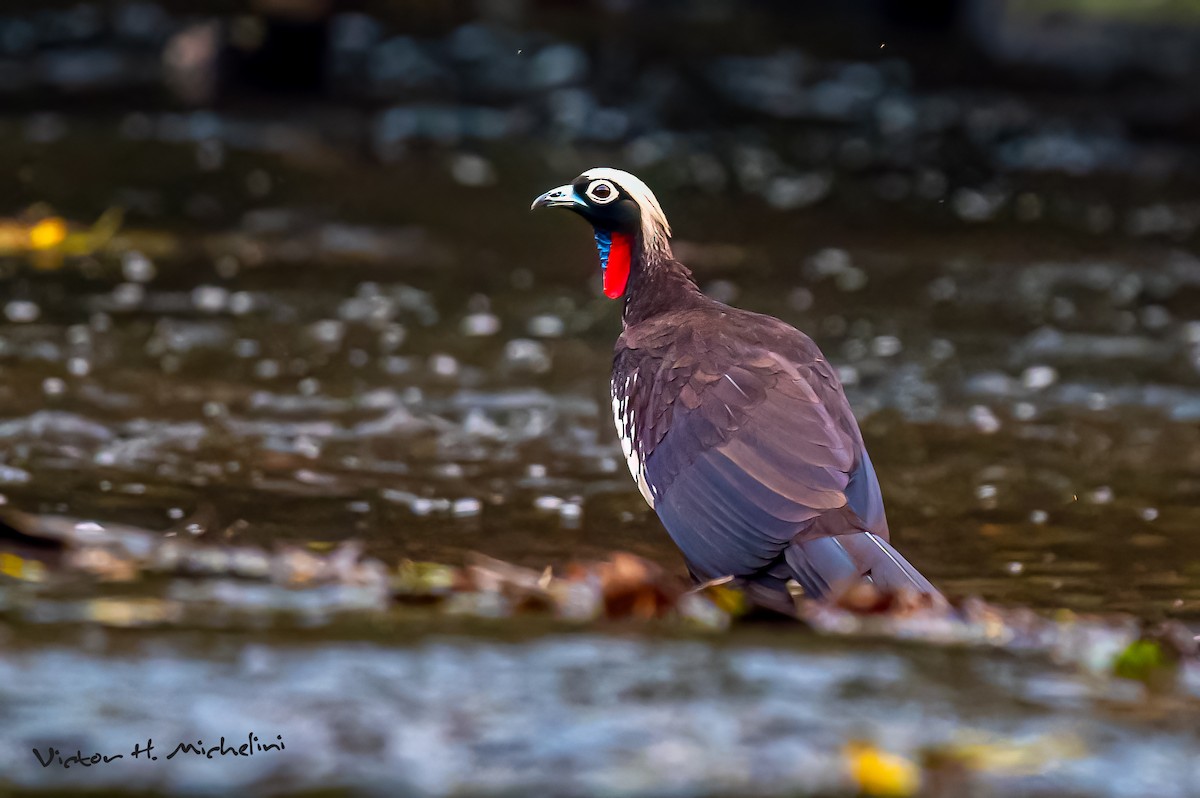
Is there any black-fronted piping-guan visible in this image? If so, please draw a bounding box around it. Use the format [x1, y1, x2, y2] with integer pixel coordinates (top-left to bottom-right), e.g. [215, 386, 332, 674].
[532, 168, 944, 613]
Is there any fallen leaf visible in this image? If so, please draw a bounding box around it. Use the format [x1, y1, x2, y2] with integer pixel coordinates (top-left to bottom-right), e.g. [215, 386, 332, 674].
[28, 217, 67, 250]
[0, 551, 47, 582]
[845, 741, 920, 797]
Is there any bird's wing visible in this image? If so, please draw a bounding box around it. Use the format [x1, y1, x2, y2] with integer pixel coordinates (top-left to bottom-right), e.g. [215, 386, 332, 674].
[615, 313, 927, 600]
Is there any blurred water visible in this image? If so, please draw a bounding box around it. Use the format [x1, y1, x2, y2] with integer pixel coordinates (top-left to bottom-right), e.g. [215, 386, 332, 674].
[2, 632, 1199, 797]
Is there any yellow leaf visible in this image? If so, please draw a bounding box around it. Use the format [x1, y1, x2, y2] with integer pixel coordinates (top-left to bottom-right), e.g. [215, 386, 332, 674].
[28, 217, 67, 250]
[0, 552, 24, 578]
[0, 551, 46, 582]
[304, 540, 336, 552]
[702, 583, 748, 616]
[846, 742, 920, 797]
[395, 560, 458, 594]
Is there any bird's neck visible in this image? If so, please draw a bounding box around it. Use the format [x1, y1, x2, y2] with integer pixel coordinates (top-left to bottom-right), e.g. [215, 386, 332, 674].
[621, 242, 703, 327]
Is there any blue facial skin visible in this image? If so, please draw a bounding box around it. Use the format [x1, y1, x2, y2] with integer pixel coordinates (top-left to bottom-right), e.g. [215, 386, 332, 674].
[593, 229, 612, 273]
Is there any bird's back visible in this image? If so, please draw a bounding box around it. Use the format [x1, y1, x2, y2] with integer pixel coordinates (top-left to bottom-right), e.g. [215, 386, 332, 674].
[613, 293, 938, 608]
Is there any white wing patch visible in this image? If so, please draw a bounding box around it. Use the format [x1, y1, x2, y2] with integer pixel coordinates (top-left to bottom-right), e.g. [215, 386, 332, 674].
[611, 371, 655, 508]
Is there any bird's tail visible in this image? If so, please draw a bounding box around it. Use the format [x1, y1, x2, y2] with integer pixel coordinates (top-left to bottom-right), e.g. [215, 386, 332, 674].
[784, 531, 944, 604]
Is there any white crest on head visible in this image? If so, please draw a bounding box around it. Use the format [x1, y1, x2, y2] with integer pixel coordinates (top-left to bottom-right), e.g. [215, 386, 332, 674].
[581, 167, 673, 259]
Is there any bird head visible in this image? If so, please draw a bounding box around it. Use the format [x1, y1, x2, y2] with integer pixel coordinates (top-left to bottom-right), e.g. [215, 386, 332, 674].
[532, 168, 672, 299]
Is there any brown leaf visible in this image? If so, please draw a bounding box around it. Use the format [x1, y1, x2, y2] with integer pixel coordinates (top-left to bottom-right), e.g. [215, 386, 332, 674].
[595, 552, 685, 620]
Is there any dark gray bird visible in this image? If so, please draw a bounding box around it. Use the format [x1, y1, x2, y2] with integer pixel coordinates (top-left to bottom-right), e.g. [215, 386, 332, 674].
[533, 168, 943, 612]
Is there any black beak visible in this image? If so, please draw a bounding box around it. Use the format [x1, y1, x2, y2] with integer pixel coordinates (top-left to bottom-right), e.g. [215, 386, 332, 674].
[531, 184, 581, 211]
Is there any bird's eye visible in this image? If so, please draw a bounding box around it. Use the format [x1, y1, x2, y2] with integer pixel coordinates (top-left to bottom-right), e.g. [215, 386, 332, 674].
[586, 180, 618, 204]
